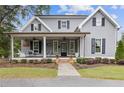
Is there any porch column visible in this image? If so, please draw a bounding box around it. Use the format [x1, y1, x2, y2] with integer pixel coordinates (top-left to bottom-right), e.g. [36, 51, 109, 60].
[80, 37, 84, 57]
[11, 36, 14, 59]
[43, 36, 46, 58]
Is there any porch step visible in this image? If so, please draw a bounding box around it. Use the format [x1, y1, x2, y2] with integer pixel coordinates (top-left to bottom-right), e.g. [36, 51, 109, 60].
[59, 58, 69, 63]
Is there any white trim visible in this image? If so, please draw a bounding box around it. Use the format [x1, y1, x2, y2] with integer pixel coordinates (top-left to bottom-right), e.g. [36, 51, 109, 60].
[43, 36, 46, 58]
[33, 40, 39, 54]
[53, 40, 59, 54]
[78, 6, 120, 30]
[11, 36, 14, 58]
[20, 16, 53, 32]
[69, 40, 75, 54]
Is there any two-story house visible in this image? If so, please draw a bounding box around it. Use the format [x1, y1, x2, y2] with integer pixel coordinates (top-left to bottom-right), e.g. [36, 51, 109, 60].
[6, 7, 120, 60]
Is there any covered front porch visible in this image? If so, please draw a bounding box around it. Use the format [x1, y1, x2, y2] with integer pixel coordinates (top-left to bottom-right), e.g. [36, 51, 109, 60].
[6, 32, 90, 60]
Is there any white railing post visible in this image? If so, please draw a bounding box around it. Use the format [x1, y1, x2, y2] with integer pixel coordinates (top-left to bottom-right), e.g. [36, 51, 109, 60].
[43, 36, 46, 58]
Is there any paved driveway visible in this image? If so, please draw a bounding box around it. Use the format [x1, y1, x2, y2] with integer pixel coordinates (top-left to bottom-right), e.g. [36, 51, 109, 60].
[1, 76, 124, 87]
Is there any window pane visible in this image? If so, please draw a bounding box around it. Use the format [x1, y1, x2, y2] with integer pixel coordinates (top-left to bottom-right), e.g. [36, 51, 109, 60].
[95, 39, 101, 52]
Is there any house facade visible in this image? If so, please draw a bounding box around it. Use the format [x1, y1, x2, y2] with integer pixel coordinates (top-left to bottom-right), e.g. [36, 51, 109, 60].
[6, 7, 120, 60]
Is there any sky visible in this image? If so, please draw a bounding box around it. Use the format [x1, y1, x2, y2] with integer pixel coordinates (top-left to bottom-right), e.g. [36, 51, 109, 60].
[49, 5, 124, 40]
[21, 5, 124, 40]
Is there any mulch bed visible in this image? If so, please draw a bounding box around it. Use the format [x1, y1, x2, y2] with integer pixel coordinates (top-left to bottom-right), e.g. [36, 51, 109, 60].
[73, 63, 108, 70]
[0, 59, 57, 69]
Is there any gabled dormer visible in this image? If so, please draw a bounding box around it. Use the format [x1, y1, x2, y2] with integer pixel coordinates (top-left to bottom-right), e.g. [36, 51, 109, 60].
[20, 16, 52, 32]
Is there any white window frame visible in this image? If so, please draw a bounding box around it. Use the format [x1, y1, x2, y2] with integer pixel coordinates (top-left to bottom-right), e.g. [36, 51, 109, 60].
[96, 18, 102, 26]
[33, 40, 39, 54]
[53, 40, 59, 54]
[69, 40, 75, 54]
[95, 39, 102, 54]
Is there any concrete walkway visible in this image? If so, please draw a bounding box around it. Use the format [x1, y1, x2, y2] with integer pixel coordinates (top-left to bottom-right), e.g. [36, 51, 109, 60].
[58, 63, 80, 76]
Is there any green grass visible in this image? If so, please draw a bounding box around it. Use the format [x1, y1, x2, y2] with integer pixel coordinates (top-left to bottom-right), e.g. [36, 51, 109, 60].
[0, 67, 57, 79]
[78, 65, 124, 80]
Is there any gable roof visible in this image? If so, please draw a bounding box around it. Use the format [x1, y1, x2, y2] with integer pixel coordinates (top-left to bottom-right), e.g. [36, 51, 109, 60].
[20, 16, 53, 32]
[77, 6, 120, 31]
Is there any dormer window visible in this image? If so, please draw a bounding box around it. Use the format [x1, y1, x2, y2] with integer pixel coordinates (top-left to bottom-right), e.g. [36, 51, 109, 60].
[31, 24, 41, 31]
[58, 20, 70, 29]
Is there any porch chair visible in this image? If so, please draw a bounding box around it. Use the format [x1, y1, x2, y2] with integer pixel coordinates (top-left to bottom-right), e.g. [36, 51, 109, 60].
[17, 49, 26, 57]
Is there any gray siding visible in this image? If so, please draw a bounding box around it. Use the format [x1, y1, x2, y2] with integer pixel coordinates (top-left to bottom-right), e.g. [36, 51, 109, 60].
[81, 11, 117, 58]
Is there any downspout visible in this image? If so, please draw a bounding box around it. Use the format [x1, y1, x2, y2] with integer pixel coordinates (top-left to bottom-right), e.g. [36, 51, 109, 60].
[83, 34, 86, 58]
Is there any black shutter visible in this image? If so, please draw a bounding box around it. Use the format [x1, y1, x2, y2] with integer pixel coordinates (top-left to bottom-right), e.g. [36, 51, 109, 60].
[31, 24, 34, 31]
[102, 18, 105, 26]
[91, 38, 95, 54]
[102, 38, 106, 54]
[38, 24, 41, 31]
[92, 18, 96, 26]
[39, 41, 41, 54]
[58, 20, 61, 29]
[30, 41, 33, 50]
[67, 20, 70, 29]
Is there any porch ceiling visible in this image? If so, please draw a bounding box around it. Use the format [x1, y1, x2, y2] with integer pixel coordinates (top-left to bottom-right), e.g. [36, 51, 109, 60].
[4, 32, 90, 37]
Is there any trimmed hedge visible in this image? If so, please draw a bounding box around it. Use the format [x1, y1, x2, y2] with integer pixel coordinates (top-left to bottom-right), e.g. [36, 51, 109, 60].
[117, 59, 124, 65]
[76, 57, 86, 64]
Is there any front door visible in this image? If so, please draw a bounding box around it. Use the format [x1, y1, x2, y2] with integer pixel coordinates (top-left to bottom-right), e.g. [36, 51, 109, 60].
[61, 42, 67, 56]
[33, 40, 39, 55]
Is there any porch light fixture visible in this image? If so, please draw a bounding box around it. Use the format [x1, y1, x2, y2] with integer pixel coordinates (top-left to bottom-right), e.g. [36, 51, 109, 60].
[63, 37, 66, 41]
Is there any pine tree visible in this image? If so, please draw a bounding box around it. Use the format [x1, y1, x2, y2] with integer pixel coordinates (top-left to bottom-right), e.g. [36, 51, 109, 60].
[115, 40, 124, 60]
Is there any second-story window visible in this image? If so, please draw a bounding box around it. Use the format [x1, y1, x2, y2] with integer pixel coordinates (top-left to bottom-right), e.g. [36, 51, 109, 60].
[92, 18, 96, 26]
[31, 24, 42, 31]
[31, 24, 34, 31]
[58, 20, 70, 29]
[102, 18, 105, 26]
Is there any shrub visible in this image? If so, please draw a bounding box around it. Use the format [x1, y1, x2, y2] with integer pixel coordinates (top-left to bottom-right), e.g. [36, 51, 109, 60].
[11, 59, 18, 64]
[33, 60, 41, 64]
[101, 58, 110, 64]
[76, 57, 86, 64]
[21, 59, 27, 63]
[41, 59, 47, 64]
[95, 57, 102, 64]
[115, 40, 124, 60]
[86, 58, 94, 65]
[117, 59, 124, 65]
[109, 59, 116, 64]
[28, 60, 34, 63]
[46, 59, 52, 63]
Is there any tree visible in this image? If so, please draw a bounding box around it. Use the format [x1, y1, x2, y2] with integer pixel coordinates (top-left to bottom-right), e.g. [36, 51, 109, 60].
[0, 5, 50, 57]
[115, 40, 124, 60]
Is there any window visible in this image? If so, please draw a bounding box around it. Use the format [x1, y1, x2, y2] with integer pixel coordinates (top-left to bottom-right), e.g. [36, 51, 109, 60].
[102, 18, 105, 26]
[58, 20, 70, 29]
[95, 39, 101, 53]
[69, 40, 75, 54]
[96, 18, 102, 26]
[91, 38, 106, 54]
[31, 24, 34, 31]
[92, 18, 96, 26]
[61, 21, 67, 28]
[38, 24, 41, 31]
[53, 40, 58, 54]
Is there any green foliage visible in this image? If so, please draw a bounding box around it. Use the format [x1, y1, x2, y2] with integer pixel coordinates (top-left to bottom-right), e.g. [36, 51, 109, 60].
[115, 40, 124, 60]
[0, 5, 50, 58]
[76, 57, 86, 64]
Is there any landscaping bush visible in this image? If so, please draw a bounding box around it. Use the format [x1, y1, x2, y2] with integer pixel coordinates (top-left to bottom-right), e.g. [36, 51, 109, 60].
[86, 58, 94, 65]
[95, 57, 102, 64]
[41, 59, 47, 64]
[76, 57, 86, 64]
[28, 60, 34, 63]
[115, 40, 124, 60]
[33, 60, 41, 64]
[46, 59, 52, 63]
[109, 59, 116, 64]
[21, 59, 27, 63]
[101, 58, 110, 64]
[117, 59, 124, 65]
[11, 59, 18, 64]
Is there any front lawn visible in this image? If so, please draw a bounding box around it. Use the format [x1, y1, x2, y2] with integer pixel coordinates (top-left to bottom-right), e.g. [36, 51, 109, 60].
[0, 67, 57, 79]
[78, 65, 124, 80]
